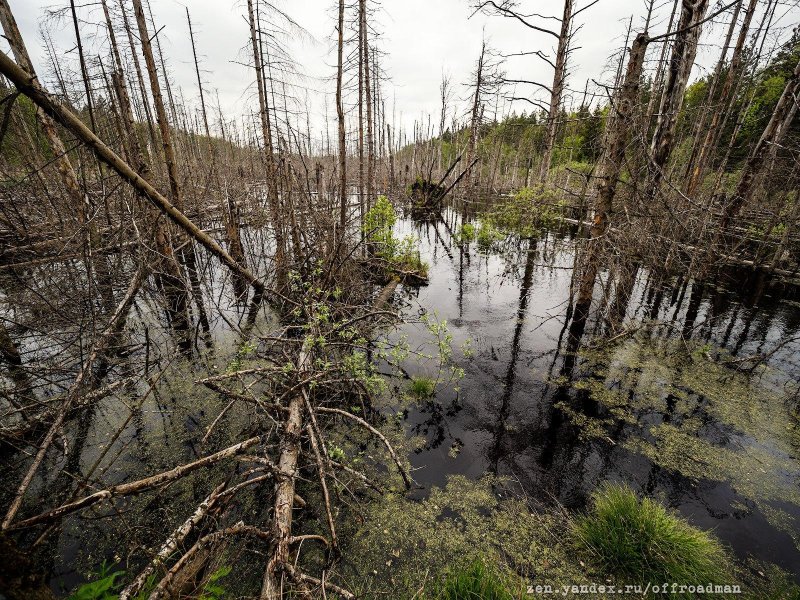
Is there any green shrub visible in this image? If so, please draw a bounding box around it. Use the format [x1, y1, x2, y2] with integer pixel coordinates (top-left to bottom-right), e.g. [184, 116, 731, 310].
[476, 221, 502, 252]
[573, 485, 731, 589]
[435, 559, 514, 600]
[363, 195, 398, 259]
[363, 196, 428, 278]
[488, 187, 565, 236]
[458, 222, 477, 243]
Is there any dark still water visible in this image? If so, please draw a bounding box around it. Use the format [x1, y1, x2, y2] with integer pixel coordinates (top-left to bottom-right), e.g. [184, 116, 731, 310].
[391, 209, 800, 580]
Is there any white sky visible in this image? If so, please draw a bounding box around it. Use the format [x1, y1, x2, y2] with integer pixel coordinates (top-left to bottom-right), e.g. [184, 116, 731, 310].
[6, 0, 799, 146]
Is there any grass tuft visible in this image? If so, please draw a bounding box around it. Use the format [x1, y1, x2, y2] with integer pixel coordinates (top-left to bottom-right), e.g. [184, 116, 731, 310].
[435, 559, 514, 600]
[573, 485, 731, 587]
[409, 376, 437, 399]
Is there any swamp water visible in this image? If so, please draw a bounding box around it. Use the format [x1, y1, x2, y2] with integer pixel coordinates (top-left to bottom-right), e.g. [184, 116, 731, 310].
[4, 207, 800, 596]
[351, 208, 800, 591]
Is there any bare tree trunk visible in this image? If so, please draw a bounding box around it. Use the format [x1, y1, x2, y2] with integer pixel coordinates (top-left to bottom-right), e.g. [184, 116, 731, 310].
[387, 123, 395, 190]
[0, 0, 119, 315]
[0, 0, 85, 226]
[539, 0, 573, 182]
[187, 8, 247, 299]
[357, 3, 365, 229]
[247, 0, 287, 291]
[336, 0, 347, 233]
[117, 0, 157, 154]
[361, 0, 375, 210]
[132, 0, 202, 343]
[686, 0, 756, 196]
[682, 0, 742, 188]
[576, 33, 650, 315]
[645, 0, 710, 200]
[707, 0, 776, 199]
[0, 49, 265, 296]
[644, 0, 680, 133]
[720, 56, 800, 230]
[464, 41, 486, 214]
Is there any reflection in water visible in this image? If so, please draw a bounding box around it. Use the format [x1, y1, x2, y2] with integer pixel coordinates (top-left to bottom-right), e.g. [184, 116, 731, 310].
[487, 239, 537, 475]
[395, 209, 800, 580]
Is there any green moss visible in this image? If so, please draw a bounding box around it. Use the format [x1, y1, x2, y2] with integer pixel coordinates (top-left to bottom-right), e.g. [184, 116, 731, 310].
[554, 335, 800, 553]
[574, 485, 732, 592]
[341, 475, 585, 597]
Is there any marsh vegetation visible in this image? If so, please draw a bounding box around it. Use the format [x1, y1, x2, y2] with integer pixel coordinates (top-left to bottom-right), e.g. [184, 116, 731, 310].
[0, 0, 799, 598]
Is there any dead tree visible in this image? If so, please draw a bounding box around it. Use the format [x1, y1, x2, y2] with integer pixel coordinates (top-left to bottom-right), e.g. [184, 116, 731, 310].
[186, 8, 247, 294]
[461, 40, 502, 209]
[0, 49, 265, 296]
[540, 0, 574, 182]
[116, 0, 158, 153]
[686, 0, 758, 195]
[575, 33, 650, 316]
[132, 0, 205, 340]
[361, 0, 376, 208]
[465, 40, 487, 202]
[645, 0, 710, 200]
[247, 0, 288, 291]
[720, 55, 800, 230]
[0, 2, 86, 236]
[337, 0, 347, 231]
[474, 0, 597, 183]
[0, 0, 119, 316]
[644, 0, 680, 132]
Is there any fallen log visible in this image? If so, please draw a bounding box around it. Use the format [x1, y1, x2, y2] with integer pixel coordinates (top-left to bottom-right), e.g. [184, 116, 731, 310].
[260, 337, 312, 599]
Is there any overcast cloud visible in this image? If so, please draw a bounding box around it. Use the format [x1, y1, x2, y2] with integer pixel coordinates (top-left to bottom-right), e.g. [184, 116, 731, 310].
[5, 0, 798, 145]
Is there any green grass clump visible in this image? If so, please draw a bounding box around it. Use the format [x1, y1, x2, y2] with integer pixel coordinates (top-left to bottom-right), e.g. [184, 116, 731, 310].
[409, 376, 436, 399]
[435, 560, 514, 600]
[574, 485, 731, 588]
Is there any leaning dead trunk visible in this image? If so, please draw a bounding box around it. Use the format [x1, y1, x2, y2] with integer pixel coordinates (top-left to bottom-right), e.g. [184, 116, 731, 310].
[0, 49, 265, 297]
[0, 0, 115, 312]
[576, 33, 649, 316]
[720, 55, 800, 231]
[645, 0, 710, 200]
